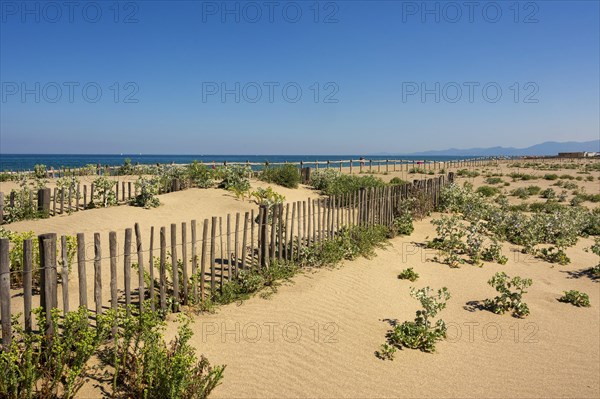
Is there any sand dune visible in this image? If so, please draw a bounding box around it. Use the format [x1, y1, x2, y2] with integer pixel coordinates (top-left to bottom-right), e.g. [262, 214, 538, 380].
[4, 160, 599, 398]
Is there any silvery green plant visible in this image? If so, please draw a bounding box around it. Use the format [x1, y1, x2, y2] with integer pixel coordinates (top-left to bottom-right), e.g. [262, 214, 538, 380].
[484, 272, 532, 318]
[380, 287, 451, 358]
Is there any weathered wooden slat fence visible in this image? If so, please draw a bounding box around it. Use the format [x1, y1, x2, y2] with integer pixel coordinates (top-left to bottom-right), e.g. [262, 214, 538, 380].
[0, 158, 494, 225]
[0, 175, 450, 343]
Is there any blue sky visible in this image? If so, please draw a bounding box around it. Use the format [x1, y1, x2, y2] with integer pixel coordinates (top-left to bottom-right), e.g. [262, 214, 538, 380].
[1, 0, 598, 154]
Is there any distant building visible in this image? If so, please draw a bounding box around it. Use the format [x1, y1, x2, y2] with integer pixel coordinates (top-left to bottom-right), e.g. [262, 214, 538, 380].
[557, 152, 599, 158]
[558, 152, 585, 158]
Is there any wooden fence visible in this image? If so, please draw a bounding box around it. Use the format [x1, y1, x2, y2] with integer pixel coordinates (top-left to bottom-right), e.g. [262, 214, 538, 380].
[0, 174, 452, 345]
[0, 158, 491, 225]
[2, 157, 495, 176]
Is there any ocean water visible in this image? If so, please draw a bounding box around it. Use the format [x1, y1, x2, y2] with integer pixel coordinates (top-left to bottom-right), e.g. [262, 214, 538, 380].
[0, 154, 476, 172]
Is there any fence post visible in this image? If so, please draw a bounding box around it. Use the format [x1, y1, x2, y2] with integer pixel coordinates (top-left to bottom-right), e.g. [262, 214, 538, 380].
[1, 238, 11, 347]
[61, 235, 69, 314]
[135, 223, 145, 311]
[159, 227, 167, 312]
[259, 205, 268, 268]
[23, 239, 32, 332]
[94, 233, 102, 317]
[181, 223, 188, 305]
[170, 224, 179, 312]
[39, 233, 58, 335]
[77, 233, 87, 307]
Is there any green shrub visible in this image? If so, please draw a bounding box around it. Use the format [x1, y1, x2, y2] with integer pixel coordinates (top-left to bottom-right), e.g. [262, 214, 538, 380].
[4, 176, 49, 222]
[250, 187, 285, 222]
[540, 188, 556, 199]
[130, 176, 161, 209]
[510, 187, 530, 199]
[508, 172, 537, 181]
[427, 215, 467, 267]
[535, 246, 570, 265]
[389, 177, 408, 185]
[484, 272, 532, 318]
[392, 200, 414, 236]
[476, 185, 500, 197]
[559, 290, 591, 307]
[0, 307, 112, 399]
[88, 176, 118, 208]
[108, 310, 225, 398]
[398, 267, 419, 282]
[186, 161, 215, 188]
[456, 169, 479, 178]
[543, 173, 559, 180]
[485, 177, 503, 185]
[259, 164, 300, 188]
[0, 172, 13, 182]
[310, 170, 384, 196]
[380, 287, 450, 357]
[118, 158, 136, 175]
[218, 165, 251, 192]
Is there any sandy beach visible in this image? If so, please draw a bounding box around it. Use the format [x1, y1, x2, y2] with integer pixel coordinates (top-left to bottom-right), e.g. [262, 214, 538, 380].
[2, 160, 599, 398]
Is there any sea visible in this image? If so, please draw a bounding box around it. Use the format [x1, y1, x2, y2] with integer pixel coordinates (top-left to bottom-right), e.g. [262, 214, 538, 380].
[0, 154, 479, 172]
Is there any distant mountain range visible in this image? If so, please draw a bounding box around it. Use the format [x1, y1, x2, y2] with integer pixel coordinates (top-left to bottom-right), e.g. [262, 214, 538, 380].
[402, 140, 600, 157]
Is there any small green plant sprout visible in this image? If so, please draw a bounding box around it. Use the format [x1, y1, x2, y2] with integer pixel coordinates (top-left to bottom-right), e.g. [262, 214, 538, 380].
[398, 267, 419, 282]
[381, 287, 451, 357]
[559, 290, 591, 307]
[484, 272, 533, 318]
[376, 343, 397, 360]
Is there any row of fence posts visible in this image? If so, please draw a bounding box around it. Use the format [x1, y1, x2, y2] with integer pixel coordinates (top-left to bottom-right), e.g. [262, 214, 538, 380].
[4, 158, 494, 178]
[0, 175, 448, 345]
[0, 180, 145, 225]
[0, 159, 490, 225]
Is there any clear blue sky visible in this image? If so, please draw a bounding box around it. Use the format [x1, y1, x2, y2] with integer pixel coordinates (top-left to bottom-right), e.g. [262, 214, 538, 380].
[1, 0, 598, 154]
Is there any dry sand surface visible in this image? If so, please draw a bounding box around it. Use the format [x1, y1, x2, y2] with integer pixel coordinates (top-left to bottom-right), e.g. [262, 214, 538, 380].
[162, 223, 599, 399]
[4, 160, 600, 398]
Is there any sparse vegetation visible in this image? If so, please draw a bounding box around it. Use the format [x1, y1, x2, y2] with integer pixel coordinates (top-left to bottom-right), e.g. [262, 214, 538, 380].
[398, 267, 419, 282]
[484, 272, 532, 318]
[559, 290, 591, 307]
[379, 287, 450, 357]
[259, 164, 301, 188]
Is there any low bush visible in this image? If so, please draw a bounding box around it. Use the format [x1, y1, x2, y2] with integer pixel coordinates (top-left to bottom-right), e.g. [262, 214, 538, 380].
[218, 165, 251, 193]
[310, 170, 385, 196]
[259, 164, 300, 188]
[543, 173, 559, 180]
[484, 272, 532, 318]
[398, 267, 419, 282]
[88, 176, 118, 208]
[389, 177, 408, 185]
[535, 246, 570, 265]
[1, 307, 112, 399]
[107, 310, 225, 398]
[186, 160, 215, 188]
[380, 287, 450, 357]
[130, 176, 161, 209]
[559, 290, 591, 307]
[540, 188, 556, 199]
[392, 200, 414, 236]
[508, 172, 537, 181]
[476, 185, 500, 197]
[456, 169, 479, 178]
[485, 177, 503, 185]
